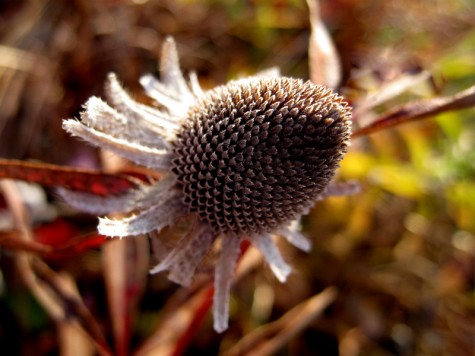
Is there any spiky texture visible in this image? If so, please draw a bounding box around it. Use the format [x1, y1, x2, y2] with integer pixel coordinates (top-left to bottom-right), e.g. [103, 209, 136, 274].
[172, 78, 351, 235]
[61, 37, 356, 333]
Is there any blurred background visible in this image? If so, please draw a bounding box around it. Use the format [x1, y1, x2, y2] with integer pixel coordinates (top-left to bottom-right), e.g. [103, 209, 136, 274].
[0, 0, 474, 355]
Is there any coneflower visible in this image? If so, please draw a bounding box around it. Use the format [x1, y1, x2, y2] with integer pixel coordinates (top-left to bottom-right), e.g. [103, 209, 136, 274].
[60, 37, 354, 332]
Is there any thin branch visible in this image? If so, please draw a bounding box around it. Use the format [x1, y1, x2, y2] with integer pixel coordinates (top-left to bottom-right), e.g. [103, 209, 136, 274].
[352, 84, 475, 138]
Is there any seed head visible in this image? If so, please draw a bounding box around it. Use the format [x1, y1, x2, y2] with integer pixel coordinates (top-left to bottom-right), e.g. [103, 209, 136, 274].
[60, 37, 356, 333]
[172, 78, 351, 236]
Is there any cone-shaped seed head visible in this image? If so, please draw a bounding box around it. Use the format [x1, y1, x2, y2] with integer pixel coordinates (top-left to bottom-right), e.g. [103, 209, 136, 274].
[172, 77, 351, 235]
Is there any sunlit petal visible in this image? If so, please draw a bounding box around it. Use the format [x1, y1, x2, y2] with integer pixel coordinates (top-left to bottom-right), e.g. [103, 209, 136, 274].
[63, 119, 172, 170]
[150, 223, 215, 286]
[160, 36, 193, 99]
[251, 234, 291, 282]
[280, 224, 312, 252]
[105, 73, 180, 137]
[213, 235, 241, 333]
[82, 96, 173, 148]
[98, 195, 183, 237]
[57, 187, 142, 215]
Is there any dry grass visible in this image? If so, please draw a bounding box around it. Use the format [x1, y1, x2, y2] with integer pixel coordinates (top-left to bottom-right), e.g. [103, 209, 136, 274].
[0, 0, 474, 355]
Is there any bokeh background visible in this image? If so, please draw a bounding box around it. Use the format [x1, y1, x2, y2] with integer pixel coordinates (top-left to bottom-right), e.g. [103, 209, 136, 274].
[0, 0, 474, 355]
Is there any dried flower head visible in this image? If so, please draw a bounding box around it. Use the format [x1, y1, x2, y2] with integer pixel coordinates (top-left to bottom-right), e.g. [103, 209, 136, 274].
[61, 37, 353, 332]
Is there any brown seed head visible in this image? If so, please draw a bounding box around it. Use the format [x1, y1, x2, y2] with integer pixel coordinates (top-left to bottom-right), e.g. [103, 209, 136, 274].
[172, 77, 351, 235]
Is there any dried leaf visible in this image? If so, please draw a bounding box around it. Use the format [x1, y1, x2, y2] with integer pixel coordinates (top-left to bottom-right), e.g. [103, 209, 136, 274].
[33, 260, 113, 356]
[352, 84, 475, 138]
[58, 317, 95, 356]
[0, 180, 113, 355]
[0, 159, 137, 196]
[353, 70, 432, 119]
[224, 287, 338, 356]
[307, 0, 341, 89]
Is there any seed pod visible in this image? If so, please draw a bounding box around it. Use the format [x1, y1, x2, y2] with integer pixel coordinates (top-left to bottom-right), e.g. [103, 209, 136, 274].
[61, 37, 354, 333]
[172, 77, 351, 236]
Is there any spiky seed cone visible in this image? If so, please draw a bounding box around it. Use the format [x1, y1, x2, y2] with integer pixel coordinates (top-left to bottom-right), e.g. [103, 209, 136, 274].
[172, 77, 351, 235]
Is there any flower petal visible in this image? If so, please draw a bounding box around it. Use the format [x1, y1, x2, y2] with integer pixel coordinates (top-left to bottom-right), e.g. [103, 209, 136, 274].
[251, 234, 291, 282]
[213, 235, 241, 333]
[105, 73, 180, 137]
[140, 74, 194, 118]
[58, 176, 177, 215]
[128, 175, 177, 210]
[57, 187, 141, 215]
[160, 36, 193, 99]
[280, 224, 312, 252]
[62, 119, 172, 170]
[81, 96, 173, 149]
[150, 223, 215, 286]
[98, 195, 183, 237]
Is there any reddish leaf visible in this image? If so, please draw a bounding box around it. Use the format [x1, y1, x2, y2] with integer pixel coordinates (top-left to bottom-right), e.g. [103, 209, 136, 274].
[34, 219, 80, 246]
[0, 220, 109, 257]
[171, 286, 215, 356]
[33, 219, 110, 258]
[0, 159, 137, 197]
[352, 84, 475, 138]
[135, 284, 214, 356]
[60, 234, 108, 253]
[42, 234, 109, 259]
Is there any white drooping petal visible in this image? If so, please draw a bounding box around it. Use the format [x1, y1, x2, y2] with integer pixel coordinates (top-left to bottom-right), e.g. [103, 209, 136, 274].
[98, 195, 183, 237]
[251, 234, 291, 283]
[105, 73, 180, 137]
[57, 176, 176, 215]
[63, 119, 172, 170]
[318, 180, 361, 200]
[160, 36, 193, 99]
[57, 187, 140, 215]
[140, 37, 197, 118]
[213, 235, 241, 333]
[280, 222, 312, 252]
[80, 96, 173, 149]
[140, 74, 194, 118]
[149, 223, 215, 286]
[127, 175, 177, 210]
